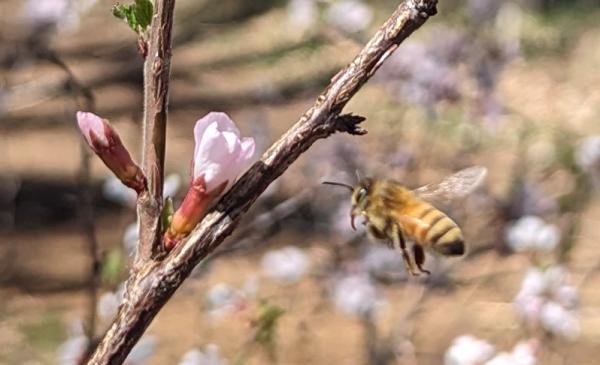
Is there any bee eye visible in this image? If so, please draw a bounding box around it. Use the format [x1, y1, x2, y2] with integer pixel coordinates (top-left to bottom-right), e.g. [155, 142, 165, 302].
[358, 188, 367, 201]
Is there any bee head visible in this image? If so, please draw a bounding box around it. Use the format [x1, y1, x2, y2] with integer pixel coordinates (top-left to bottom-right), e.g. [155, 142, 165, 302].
[322, 177, 372, 231]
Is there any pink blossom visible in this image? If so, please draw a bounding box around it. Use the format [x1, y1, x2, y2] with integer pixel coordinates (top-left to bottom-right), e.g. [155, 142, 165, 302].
[76, 111, 146, 193]
[540, 301, 580, 340]
[192, 112, 255, 192]
[164, 112, 255, 249]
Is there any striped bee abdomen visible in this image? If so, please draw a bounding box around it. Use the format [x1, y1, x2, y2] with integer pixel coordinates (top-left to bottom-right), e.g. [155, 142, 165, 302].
[426, 212, 464, 256]
[404, 203, 465, 256]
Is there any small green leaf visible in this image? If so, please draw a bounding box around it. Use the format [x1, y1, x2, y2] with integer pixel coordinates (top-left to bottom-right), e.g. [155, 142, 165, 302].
[134, 0, 153, 30]
[253, 301, 285, 348]
[102, 248, 125, 286]
[112, 0, 153, 35]
[161, 196, 174, 229]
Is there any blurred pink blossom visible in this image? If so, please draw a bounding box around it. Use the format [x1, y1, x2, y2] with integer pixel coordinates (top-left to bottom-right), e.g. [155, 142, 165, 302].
[204, 279, 257, 320]
[540, 301, 580, 340]
[22, 0, 98, 32]
[505, 215, 560, 253]
[513, 266, 579, 340]
[287, 0, 317, 31]
[332, 274, 382, 317]
[444, 335, 495, 365]
[261, 246, 309, 285]
[178, 345, 228, 365]
[485, 339, 537, 365]
[77, 111, 146, 193]
[325, 0, 373, 34]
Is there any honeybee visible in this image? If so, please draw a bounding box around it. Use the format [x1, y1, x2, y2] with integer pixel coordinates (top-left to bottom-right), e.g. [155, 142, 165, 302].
[324, 166, 487, 276]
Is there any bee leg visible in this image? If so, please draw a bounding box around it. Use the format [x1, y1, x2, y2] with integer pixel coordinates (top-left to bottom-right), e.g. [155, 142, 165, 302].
[366, 224, 388, 242]
[390, 223, 418, 276]
[412, 245, 431, 275]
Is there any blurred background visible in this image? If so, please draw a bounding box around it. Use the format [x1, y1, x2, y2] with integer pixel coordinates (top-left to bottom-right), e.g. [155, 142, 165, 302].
[1, 0, 600, 364]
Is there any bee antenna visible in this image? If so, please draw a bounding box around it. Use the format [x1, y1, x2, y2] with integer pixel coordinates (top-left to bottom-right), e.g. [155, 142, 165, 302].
[355, 170, 362, 182]
[322, 181, 354, 191]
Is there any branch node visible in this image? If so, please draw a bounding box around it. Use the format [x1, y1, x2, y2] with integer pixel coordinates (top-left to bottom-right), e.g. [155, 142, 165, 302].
[410, 0, 438, 17]
[335, 114, 367, 136]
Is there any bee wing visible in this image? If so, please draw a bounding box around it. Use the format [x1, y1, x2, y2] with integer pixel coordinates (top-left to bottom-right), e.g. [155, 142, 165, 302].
[412, 166, 487, 205]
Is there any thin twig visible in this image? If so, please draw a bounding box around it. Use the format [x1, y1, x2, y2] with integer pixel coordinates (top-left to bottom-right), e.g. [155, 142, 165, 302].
[212, 189, 313, 257]
[136, 0, 176, 266]
[88, 1, 438, 364]
[43, 49, 100, 345]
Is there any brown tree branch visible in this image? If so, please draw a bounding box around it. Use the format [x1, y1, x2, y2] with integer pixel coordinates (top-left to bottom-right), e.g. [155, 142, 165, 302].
[136, 0, 176, 266]
[88, 1, 437, 364]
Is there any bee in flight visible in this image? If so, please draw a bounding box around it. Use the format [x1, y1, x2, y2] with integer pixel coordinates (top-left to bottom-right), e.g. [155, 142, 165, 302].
[323, 166, 487, 276]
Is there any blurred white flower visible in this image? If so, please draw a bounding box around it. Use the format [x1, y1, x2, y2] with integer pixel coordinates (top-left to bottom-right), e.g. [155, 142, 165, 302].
[540, 301, 580, 340]
[519, 267, 546, 296]
[485, 339, 537, 365]
[287, 0, 317, 31]
[575, 135, 600, 171]
[206, 283, 237, 309]
[510, 340, 538, 364]
[178, 344, 228, 365]
[505, 215, 560, 253]
[204, 281, 254, 319]
[23, 0, 68, 27]
[361, 246, 407, 279]
[513, 291, 544, 324]
[22, 0, 99, 33]
[332, 274, 380, 317]
[325, 0, 373, 34]
[554, 284, 578, 309]
[125, 336, 157, 365]
[97, 284, 125, 321]
[261, 246, 309, 284]
[57, 334, 88, 365]
[444, 335, 495, 365]
[513, 265, 579, 340]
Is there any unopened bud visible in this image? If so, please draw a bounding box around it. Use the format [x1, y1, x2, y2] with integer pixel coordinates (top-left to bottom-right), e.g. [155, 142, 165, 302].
[77, 111, 146, 193]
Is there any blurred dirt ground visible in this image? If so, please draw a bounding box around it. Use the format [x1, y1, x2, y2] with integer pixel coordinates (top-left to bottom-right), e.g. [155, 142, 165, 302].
[1, 0, 600, 364]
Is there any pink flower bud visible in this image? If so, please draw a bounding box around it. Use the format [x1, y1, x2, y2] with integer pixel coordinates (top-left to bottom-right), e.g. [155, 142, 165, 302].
[164, 112, 255, 249]
[77, 111, 146, 193]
